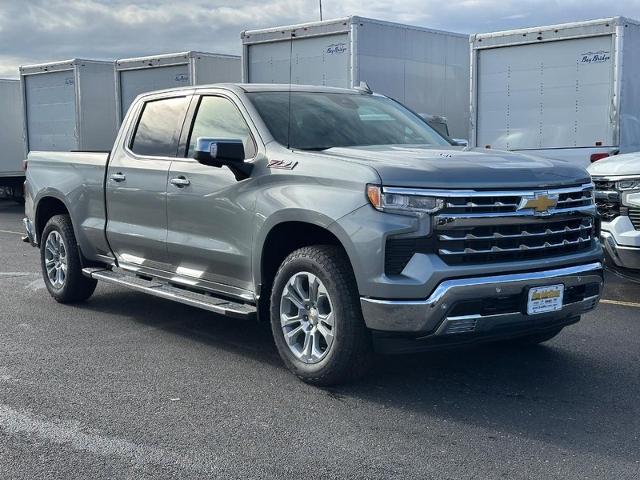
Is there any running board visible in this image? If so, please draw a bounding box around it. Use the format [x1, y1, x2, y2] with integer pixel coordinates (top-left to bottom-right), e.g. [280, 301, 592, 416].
[82, 268, 256, 319]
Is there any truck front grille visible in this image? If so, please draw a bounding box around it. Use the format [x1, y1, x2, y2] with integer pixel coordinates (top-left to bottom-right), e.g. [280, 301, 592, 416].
[384, 184, 597, 274]
[436, 217, 595, 265]
[444, 189, 593, 214]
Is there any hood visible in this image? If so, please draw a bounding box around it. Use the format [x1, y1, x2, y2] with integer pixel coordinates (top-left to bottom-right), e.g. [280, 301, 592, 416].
[588, 152, 640, 177]
[318, 145, 591, 189]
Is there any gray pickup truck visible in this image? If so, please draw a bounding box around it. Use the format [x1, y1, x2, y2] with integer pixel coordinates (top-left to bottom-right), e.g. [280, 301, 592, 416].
[23, 84, 604, 385]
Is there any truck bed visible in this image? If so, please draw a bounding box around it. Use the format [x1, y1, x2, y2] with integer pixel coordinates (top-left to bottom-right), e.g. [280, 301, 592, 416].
[26, 150, 111, 260]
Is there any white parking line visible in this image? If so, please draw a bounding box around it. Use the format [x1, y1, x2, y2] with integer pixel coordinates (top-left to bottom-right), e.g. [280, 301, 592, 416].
[601, 299, 640, 309]
[0, 229, 22, 236]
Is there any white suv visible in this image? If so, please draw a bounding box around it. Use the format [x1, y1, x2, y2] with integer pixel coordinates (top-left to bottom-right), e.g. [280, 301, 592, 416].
[589, 153, 640, 271]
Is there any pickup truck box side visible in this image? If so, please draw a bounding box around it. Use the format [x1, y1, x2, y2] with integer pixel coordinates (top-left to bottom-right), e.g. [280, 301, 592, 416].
[24, 83, 604, 385]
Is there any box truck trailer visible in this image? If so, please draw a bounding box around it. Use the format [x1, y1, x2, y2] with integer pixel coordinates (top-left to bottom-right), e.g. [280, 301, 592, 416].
[470, 17, 640, 166]
[20, 59, 118, 152]
[115, 51, 241, 121]
[0, 79, 26, 199]
[241, 16, 470, 139]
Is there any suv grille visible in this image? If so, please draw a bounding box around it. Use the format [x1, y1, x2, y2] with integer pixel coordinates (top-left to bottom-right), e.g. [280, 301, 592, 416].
[593, 179, 620, 221]
[384, 184, 596, 274]
[630, 207, 640, 230]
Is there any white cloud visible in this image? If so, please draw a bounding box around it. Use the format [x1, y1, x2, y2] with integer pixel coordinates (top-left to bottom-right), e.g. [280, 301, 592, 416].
[0, 0, 638, 77]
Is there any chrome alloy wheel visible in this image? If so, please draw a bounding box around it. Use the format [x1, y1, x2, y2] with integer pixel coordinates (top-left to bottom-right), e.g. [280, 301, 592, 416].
[280, 271, 335, 364]
[44, 230, 67, 289]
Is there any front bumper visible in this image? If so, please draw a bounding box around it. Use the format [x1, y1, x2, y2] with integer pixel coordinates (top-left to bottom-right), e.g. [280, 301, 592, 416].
[361, 262, 603, 337]
[601, 218, 640, 270]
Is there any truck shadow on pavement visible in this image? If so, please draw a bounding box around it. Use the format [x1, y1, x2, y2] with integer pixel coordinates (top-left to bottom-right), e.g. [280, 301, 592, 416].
[80, 286, 638, 463]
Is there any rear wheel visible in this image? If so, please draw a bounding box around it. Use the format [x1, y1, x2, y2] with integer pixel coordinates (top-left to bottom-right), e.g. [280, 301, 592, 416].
[270, 245, 373, 386]
[40, 214, 97, 303]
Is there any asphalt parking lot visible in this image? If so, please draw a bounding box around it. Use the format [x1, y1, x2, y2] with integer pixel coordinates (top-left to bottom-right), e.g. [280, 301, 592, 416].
[0, 200, 638, 479]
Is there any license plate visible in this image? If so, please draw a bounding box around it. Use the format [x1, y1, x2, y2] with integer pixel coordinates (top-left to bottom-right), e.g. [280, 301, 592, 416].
[527, 284, 564, 315]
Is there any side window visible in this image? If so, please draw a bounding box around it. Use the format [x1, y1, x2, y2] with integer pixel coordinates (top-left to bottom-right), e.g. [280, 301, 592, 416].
[130, 97, 189, 157]
[187, 96, 256, 159]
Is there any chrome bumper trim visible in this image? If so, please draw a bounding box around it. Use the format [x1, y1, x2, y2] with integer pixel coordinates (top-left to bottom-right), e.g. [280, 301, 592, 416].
[360, 262, 603, 333]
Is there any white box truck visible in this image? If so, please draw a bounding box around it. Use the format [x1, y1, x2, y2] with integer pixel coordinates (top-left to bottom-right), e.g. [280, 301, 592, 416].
[0, 79, 26, 199]
[241, 16, 470, 139]
[115, 51, 241, 121]
[470, 17, 640, 166]
[20, 59, 118, 152]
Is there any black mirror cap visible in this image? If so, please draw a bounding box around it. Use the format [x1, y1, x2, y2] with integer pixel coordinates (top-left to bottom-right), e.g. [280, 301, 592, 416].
[193, 138, 245, 166]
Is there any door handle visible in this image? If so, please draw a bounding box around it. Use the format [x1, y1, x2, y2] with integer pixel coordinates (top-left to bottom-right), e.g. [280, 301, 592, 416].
[110, 172, 126, 182]
[170, 176, 191, 187]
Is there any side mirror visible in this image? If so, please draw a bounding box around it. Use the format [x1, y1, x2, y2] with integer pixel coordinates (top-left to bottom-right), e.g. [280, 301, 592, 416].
[193, 138, 245, 166]
[193, 138, 252, 180]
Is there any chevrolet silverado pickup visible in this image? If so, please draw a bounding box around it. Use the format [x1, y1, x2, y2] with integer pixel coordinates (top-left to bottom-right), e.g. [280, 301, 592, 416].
[23, 84, 604, 385]
[589, 153, 640, 273]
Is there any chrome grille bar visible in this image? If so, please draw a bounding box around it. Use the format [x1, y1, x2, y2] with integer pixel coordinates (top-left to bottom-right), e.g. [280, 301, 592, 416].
[438, 220, 593, 241]
[439, 236, 592, 257]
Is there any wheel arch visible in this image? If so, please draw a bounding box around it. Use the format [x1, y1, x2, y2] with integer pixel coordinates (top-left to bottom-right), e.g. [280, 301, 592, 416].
[254, 212, 359, 317]
[34, 193, 71, 244]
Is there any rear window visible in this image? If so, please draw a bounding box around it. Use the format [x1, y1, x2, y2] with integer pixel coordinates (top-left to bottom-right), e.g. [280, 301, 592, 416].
[130, 97, 189, 157]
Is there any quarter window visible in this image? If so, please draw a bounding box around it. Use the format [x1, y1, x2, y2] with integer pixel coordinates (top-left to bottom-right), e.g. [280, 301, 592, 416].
[187, 96, 256, 158]
[130, 97, 189, 157]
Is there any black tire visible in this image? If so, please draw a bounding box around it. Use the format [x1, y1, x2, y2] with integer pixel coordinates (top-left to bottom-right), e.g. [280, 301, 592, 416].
[507, 327, 564, 345]
[40, 214, 97, 303]
[270, 245, 373, 386]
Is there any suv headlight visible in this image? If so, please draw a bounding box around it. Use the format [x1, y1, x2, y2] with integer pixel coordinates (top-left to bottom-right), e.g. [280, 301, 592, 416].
[623, 191, 640, 208]
[616, 179, 640, 191]
[367, 185, 444, 215]
[615, 178, 640, 208]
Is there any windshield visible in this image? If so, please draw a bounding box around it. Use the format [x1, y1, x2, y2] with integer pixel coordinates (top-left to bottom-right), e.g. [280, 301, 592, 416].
[247, 91, 451, 150]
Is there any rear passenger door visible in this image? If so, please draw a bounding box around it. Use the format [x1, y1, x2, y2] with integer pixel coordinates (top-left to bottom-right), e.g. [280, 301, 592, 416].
[165, 94, 259, 296]
[106, 94, 191, 272]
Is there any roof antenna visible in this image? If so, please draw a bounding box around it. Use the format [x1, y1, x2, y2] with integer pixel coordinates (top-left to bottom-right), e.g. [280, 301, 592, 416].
[286, 32, 295, 150]
[319, 0, 323, 20]
[354, 81, 372, 94]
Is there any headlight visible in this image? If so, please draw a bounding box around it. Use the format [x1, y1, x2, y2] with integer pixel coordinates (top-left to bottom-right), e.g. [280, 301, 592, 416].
[367, 185, 444, 215]
[616, 179, 640, 191]
[623, 191, 640, 208]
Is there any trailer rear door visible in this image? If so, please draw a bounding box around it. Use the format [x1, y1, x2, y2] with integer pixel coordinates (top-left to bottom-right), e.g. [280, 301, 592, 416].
[24, 70, 78, 151]
[476, 35, 615, 150]
[246, 33, 350, 87]
[119, 65, 191, 119]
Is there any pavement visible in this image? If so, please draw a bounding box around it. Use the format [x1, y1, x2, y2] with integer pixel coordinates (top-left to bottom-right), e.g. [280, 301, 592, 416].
[0, 199, 638, 479]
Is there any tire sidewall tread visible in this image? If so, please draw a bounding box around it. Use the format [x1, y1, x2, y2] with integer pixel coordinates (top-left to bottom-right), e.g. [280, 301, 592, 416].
[270, 245, 372, 386]
[40, 214, 97, 304]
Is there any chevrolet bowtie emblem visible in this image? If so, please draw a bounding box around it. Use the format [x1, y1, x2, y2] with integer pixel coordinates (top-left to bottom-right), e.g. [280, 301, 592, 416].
[518, 192, 559, 214]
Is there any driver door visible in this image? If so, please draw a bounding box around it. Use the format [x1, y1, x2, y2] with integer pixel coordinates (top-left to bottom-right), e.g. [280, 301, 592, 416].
[166, 94, 259, 296]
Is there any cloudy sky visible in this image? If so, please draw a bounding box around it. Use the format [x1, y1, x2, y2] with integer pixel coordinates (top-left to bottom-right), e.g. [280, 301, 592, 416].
[0, 0, 638, 77]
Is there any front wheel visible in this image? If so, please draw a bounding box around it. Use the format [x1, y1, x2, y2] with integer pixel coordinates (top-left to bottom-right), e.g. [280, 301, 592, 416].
[40, 214, 97, 303]
[270, 245, 373, 386]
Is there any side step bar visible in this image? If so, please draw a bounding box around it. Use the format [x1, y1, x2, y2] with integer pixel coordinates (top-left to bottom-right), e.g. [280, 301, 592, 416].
[83, 268, 256, 319]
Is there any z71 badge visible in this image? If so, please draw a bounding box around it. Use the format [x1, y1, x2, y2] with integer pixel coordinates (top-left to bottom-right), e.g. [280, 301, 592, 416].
[267, 159, 298, 170]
